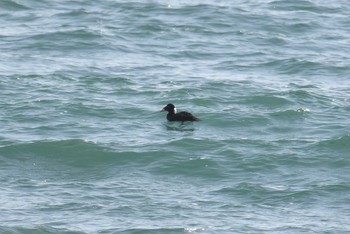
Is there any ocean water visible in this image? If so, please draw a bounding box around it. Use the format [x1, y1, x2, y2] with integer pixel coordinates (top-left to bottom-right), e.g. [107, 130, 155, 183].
[1, 0, 350, 233]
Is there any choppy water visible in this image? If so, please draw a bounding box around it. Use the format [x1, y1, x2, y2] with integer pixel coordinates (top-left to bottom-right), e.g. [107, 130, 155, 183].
[1, 0, 350, 233]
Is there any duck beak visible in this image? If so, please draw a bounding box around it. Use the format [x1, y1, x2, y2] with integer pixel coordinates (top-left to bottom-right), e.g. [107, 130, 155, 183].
[160, 108, 165, 112]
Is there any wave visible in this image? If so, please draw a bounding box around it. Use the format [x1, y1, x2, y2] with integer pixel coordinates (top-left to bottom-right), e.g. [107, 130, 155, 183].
[315, 135, 350, 152]
[0, 226, 84, 234]
[214, 181, 350, 205]
[269, 108, 310, 120]
[114, 227, 199, 234]
[268, 0, 340, 14]
[26, 28, 101, 42]
[1, 137, 234, 179]
[0, 226, 205, 234]
[0, 139, 161, 168]
[244, 95, 291, 108]
[0, 0, 31, 10]
[261, 58, 318, 75]
[152, 154, 224, 179]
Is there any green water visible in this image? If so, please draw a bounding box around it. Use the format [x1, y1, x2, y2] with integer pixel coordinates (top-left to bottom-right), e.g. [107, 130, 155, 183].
[1, 0, 350, 233]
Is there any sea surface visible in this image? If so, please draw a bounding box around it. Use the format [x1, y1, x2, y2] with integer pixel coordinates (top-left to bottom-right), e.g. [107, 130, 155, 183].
[1, 0, 350, 233]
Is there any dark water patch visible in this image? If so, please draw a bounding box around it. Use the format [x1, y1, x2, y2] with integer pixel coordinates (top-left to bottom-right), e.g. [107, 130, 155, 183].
[0, 139, 106, 164]
[234, 115, 270, 128]
[164, 137, 224, 152]
[165, 124, 196, 132]
[288, 83, 319, 89]
[136, 23, 169, 36]
[266, 36, 288, 46]
[269, 0, 317, 11]
[314, 135, 350, 154]
[0, 139, 169, 168]
[213, 182, 301, 205]
[311, 182, 350, 194]
[0, 226, 84, 234]
[116, 1, 165, 13]
[220, 138, 278, 159]
[213, 181, 349, 208]
[244, 95, 291, 108]
[25, 29, 101, 44]
[13, 29, 112, 55]
[152, 156, 224, 180]
[64, 102, 118, 120]
[269, 108, 310, 121]
[112, 227, 189, 234]
[0, 139, 184, 183]
[0, 0, 31, 10]
[268, 0, 337, 14]
[54, 8, 94, 18]
[262, 58, 326, 75]
[213, 52, 266, 71]
[288, 88, 333, 107]
[287, 22, 315, 33]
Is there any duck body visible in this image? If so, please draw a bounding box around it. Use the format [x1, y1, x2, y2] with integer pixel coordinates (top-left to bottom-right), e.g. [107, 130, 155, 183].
[161, 103, 200, 122]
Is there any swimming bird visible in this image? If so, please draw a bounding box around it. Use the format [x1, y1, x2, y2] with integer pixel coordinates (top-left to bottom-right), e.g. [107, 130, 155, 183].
[161, 103, 200, 122]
